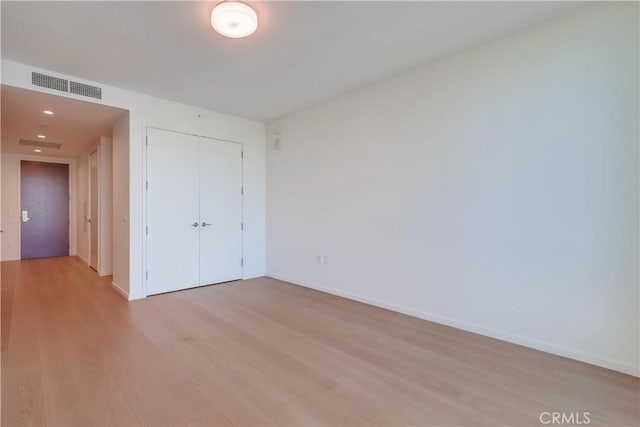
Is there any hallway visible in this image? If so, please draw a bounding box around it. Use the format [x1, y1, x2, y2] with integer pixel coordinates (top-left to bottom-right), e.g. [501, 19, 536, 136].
[1, 257, 137, 425]
[2, 257, 639, 426]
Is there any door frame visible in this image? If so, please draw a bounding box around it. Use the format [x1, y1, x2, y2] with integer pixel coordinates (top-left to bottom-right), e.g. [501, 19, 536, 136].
[87, 149, 99, 271]
[143, 125, 244, 297]
[15, 155, 77, 260]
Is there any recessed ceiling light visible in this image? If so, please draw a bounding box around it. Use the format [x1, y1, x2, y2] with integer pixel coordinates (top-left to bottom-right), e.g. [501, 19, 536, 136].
[43, 110, 54, 115]
[34, 149, 42, 153]
[211, 1, 258, 39]
[37, 134, 46, 139]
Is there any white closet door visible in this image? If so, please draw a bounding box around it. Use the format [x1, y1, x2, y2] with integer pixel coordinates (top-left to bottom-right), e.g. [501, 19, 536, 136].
[146, 128, 200, 295]
[199, 139, 243, 285]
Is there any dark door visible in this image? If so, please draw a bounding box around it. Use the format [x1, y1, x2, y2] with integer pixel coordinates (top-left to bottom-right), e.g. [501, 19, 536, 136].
[21, 161, 69, 259]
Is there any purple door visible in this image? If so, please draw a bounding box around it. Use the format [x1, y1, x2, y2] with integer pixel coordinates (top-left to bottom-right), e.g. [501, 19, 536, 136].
[20, 161, 69, 259]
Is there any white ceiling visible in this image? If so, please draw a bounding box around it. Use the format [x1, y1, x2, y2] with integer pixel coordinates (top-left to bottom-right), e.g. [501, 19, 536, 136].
[1, 85, 127, 158]
[1, 1, 585, 122]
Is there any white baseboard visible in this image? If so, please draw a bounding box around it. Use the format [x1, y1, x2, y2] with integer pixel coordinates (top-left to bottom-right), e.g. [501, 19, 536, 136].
[111, 281, 146, 301]
[111, 281, 129, 300]
[267, 272, 639, 378]
[128, 292, 146, 301]
[243, 271, 265, 280]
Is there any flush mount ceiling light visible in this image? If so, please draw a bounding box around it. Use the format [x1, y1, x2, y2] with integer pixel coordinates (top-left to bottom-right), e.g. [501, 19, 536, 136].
[43, 110, 54, 115]
[34, 149, 42, 153]
[37, 134, 46, 139]
[211, 1, 257, 39]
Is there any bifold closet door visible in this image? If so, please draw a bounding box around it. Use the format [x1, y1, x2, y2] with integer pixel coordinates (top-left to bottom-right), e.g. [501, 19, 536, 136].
[199, 140, 243, 285]
[146, 129, 200, 295]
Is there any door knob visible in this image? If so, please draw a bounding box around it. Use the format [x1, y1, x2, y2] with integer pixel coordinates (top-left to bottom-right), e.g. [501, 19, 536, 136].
[192, 222, 199, 227]
[201, 222, 211, 227]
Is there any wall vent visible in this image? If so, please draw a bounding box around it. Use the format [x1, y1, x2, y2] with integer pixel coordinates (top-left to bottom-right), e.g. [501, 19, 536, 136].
[31, 72, 103, 100]
[70, 80, 102, 99]
[32, 72, 68, 93]
[18, 139, 63, 150]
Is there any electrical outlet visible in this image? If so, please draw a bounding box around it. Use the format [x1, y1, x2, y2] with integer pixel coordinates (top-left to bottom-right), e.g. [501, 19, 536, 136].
[322, 255, 329, 265]
[316, 255, 322, 264]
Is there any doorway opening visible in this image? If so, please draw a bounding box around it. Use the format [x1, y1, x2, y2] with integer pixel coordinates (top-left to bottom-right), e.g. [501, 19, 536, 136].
[88, 149, 99, 270]
[20, 160, 70, 259]
[1, 85, 128, 278]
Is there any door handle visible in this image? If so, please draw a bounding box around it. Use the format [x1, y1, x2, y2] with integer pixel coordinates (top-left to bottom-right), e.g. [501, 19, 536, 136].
[192, 222, 199, 227]
[21, 210, 31, 223]
[201, 222, 211, 227]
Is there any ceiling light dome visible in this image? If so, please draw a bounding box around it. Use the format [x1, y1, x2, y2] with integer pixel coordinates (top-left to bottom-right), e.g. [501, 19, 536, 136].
[211, 1, 258, 39]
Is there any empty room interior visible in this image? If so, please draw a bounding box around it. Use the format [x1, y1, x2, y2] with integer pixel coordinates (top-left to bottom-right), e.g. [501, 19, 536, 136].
[0, 1, 638, 426]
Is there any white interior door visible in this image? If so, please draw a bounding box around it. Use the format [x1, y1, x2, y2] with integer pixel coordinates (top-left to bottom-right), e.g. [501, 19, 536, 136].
[146, 128, 200, 295]
[89, 150, 99, 270]
[199, 139, 243, 285]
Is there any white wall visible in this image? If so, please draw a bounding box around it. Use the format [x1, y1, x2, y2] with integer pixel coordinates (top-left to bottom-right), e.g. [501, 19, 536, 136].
[1, 155, 20, 260]
[1, 154, 78, 261]
[99, 136, 112, 276]
[112, 114, 130, 296]
[266, 3, 639, 376]
[1, 57, 267, 300]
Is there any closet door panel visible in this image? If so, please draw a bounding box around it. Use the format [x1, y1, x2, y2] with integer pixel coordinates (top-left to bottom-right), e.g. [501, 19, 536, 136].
[146, 129, 200, 295]
[199, 139, 243, 285]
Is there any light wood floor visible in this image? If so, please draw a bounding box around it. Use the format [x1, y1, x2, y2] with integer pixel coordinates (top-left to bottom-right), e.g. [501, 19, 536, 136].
[1, 257, 638, 426]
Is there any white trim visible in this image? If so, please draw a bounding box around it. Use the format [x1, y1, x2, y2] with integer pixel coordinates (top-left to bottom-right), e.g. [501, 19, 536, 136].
[76, 254, 89, 266]
[128, 291, 146, 301]
[146, 125, 244, 146]
[268, 273, 640, 378]
[111, 281, 129, 300]
[142, 121, 148, 298]
[242, 271, 264, 280]
[88, 149, 99, 272]
[111, 281, 145, 301]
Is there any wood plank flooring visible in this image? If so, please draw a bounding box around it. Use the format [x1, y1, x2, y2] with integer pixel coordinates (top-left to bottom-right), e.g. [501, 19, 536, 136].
[1, 256, 638, 426]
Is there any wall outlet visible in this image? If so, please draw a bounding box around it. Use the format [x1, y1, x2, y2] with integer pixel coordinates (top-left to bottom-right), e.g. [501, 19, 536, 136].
[316, 255, 322, 264]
